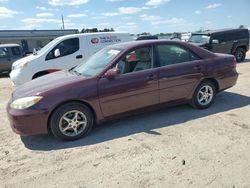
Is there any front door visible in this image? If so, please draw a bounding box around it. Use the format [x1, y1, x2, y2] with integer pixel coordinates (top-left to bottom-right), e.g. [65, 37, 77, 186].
[98, 46, 159, 117]
[0, 47, 11, 72]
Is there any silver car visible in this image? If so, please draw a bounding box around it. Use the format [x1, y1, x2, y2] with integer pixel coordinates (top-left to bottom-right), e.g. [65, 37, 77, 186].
[0, 44, 23, 73]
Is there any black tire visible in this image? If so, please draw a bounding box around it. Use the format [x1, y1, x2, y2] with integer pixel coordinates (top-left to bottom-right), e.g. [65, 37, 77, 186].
[234, 47, 246, 62]
[191, 81, 216, 109]
[49, 102, 94, 141]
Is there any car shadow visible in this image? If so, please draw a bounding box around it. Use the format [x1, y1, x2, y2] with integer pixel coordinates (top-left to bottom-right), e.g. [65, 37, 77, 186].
[243, 58, 250, 63]
[21, 91, 250, 151]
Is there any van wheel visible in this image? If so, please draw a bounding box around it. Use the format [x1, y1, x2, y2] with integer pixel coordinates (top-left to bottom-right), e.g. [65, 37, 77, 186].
[49, 102, 94, 141]
[234, 48, 246, 62]
[32, 72, 48, 79]
[191, 81, 216, 109]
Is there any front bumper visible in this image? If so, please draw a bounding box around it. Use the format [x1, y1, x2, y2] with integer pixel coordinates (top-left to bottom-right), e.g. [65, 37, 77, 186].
[10, 68, 32, 87]
[6, 104, 49, 136]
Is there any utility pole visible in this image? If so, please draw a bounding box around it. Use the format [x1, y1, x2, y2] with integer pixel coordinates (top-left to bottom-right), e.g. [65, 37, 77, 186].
[61, 14, 65, 30]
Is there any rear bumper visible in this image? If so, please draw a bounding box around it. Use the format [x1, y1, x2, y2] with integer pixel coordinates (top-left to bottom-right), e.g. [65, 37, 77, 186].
[6, 104, 49, 136]
[218, 71, 238, 91]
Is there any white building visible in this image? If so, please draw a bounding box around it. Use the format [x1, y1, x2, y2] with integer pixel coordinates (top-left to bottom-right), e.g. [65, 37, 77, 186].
[0, 29, 78, 54]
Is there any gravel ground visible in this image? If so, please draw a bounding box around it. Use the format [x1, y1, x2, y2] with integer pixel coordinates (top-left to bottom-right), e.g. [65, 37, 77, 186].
[0, 52, 250, 188]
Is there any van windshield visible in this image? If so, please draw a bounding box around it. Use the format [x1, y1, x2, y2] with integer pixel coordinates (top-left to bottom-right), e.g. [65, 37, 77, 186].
[73, 47, 123, 77]
[189, 34, 210, 44]
[35, 38, 60, 55]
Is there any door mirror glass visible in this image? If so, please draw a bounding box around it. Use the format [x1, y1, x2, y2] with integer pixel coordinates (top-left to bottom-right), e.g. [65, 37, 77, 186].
[54, 49, 61, 57]
[104, 68, 120, 79]
[212, 39, 219, 44]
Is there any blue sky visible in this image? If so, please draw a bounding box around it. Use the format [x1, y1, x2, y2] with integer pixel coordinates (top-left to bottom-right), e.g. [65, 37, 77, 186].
[0, 0, 249, 34]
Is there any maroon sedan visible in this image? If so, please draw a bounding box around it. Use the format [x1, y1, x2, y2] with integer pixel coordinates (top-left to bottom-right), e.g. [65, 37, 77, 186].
[7, 40, 238, 141]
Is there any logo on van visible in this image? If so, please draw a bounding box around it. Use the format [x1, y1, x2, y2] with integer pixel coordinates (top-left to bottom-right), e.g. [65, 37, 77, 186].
[91, 38, 99, 44]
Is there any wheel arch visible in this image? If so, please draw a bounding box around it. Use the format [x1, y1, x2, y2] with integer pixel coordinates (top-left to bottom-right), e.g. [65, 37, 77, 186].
[32, 71, 49, 79]
[47, 99, 97, 133]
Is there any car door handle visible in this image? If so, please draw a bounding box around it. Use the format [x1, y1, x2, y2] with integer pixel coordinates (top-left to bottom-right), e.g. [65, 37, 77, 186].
[147, 75, 158, 80]
[76, 55, 83, 59]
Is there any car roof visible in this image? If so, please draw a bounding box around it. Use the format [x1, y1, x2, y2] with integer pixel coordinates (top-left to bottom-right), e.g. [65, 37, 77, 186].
[192, 28, 249, 35]
[108, 39, 216, 59]
[0, 43, 20, 48]
[108, 39, 188, 49]
[56, 32, 130, 40]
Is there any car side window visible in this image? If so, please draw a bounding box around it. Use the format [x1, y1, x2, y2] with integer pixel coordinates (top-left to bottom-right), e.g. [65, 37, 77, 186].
[0, 48, 9, 58]
[46, 38, 79, 60]
[115, 46, 153, 74]
[11, 47, 21, 56]
[157, 44, 200, 67]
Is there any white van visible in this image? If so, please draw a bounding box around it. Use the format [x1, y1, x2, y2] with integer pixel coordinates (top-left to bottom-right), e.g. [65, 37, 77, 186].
[10, 32, 132, 86]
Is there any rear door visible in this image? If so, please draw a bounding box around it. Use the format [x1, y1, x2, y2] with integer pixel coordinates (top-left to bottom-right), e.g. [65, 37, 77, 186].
[98, 46, 159, 117]
[156, 44, 205, 103]
[211, 33, 232, 54]
[0, 47, 11, 72]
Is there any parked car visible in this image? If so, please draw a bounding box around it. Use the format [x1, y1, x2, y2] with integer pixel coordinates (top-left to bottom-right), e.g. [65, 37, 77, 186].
[7, 40, 238, 141]
[136, 35, 158, 40]
[188, 28, 249, 62]
[10, 32, 132, 86]
[0, 44, 23, 73]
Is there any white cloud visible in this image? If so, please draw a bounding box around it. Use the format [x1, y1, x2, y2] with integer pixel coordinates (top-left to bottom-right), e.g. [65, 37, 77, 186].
[140, 14, 189, 27]
[106, 0, 124, 2]
[118, 7, 143, 14]
[0, 0, 8, 2]
[195, 10, 201, 14]
[48, 0, 89, 6]
[140, 14, 162, 22]
[102, 6, 147, 17]
[205, 3, 222, 9]
[36, 6, 47, 10]
[145, 0, 170, 7]
[0, 7, 22, 18]
[97, 22, 111, 27]
[227, 15, 232, 18]
[102, 12, 120, 16]
[67, 13, 87, 18]
[36, 6, 59, 12]
[36, 12, 54, 17]
[21, 18, 62, 24]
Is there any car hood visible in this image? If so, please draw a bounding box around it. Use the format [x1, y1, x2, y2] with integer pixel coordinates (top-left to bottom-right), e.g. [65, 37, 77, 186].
[12, 70, 87, 99]
[12, 54, 39, 67]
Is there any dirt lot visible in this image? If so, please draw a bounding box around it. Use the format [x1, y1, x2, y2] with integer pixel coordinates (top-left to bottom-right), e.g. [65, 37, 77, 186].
[0, 53, 250, 188]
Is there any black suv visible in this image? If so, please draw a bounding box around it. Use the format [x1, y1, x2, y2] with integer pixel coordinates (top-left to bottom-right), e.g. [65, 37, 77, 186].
[189, 28, 249, 62]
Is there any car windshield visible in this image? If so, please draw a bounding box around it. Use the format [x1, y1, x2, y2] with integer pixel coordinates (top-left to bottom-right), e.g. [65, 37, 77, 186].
[73, 47, 123, 77]
[35, 38, 60, 55]
[189, 34, 210, 44]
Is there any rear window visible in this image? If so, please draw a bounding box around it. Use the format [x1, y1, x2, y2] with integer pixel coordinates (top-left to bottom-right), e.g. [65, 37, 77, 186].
[189, 34, 210, 43]
[11, 47, 21, 56]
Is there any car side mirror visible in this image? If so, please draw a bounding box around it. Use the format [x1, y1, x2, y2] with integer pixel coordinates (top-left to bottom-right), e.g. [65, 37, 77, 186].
[54, 49, 61, 57]
[104, 68, 120, 79]
[212, 39, 219, 44]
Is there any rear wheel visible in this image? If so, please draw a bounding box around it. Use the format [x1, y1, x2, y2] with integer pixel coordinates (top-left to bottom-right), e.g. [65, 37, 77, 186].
[234, 47, 246, 62]
[191, 81, 216, 109]
[49, 102, 94, 141]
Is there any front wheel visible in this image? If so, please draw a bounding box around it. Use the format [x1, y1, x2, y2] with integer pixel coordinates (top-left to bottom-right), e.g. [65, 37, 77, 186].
[49, 102, 94, 141]
[191, 81, 216, 109]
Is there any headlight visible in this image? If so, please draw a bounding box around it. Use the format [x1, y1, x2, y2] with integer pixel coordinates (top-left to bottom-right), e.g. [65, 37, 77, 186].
[10, 96, 43, 110]
[12, 61, 28, 70]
